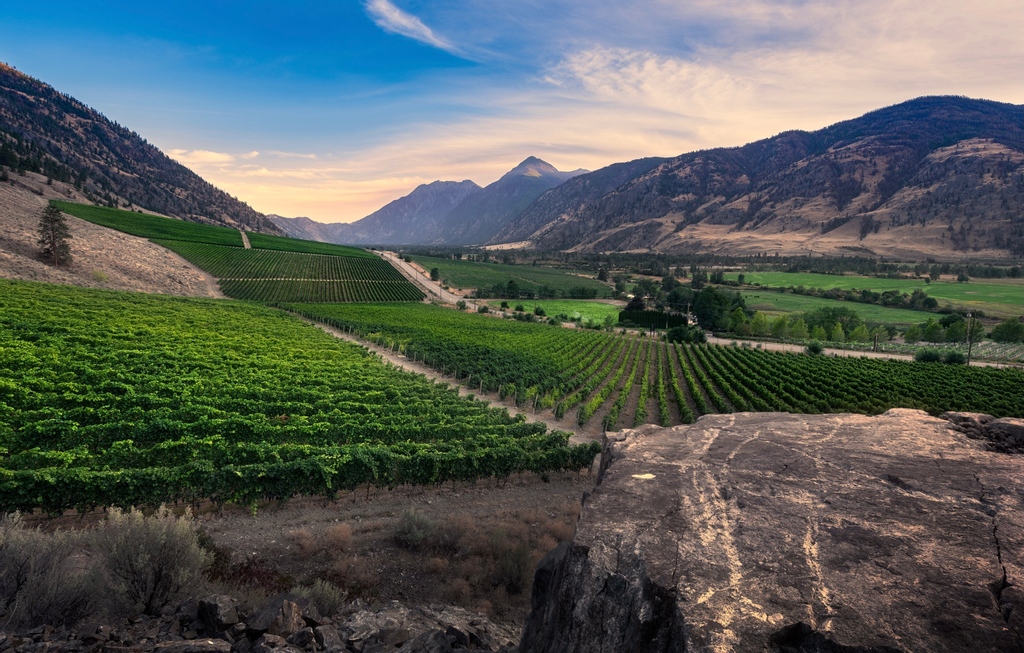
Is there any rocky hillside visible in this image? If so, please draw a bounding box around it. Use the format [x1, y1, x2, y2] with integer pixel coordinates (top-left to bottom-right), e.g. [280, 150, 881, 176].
[0, 62, 279, 233]
[493, 97, 1024, 260]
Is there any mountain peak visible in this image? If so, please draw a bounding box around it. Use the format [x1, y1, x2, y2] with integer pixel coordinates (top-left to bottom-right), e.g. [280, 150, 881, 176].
[505, 156, 560, 179]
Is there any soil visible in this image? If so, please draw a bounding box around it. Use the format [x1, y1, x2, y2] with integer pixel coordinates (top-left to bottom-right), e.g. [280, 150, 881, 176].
[0, 172, 223, 298]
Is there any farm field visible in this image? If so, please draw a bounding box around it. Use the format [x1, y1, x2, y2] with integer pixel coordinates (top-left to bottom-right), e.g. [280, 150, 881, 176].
[412, 255, 610, 296]
[741, 291, 938, 325]
[53, 201, 243, 246]
[292, 303, 1024, 432]
[486, 299, 622, 323]
[0, 279, 595, 513]
[729, 271, 1024, 318]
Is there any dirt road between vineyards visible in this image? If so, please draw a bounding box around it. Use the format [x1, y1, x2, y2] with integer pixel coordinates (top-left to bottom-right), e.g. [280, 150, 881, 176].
[379, 250, 477, 309]
[304, 318, 599, 443]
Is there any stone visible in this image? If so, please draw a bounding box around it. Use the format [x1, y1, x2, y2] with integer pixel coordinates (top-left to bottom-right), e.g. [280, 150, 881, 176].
[313, 626, 345, 653]
[520, 410, 1024, 653]
[395, 631, 453, 653]
[248, 597, 307, 638]
[285, 628, 314, 649]
[198, 596, 240, 631]
[152, 640, 232, 653]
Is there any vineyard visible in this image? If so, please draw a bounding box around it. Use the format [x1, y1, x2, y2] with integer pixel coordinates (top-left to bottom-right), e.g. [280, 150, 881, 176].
[53, 201, 244, 246]
[291, 303, 1024, 429]
[0, 280, 596, 513]
[49, 202, 424, 303]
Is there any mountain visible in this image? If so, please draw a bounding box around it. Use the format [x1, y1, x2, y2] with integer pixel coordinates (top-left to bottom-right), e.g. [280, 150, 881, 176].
[276, 158, 586, 247]
[331, 180, 482, 245]
[0, 62, 279, 233]
[490, 156, 669, 244]
[428, 157, 587, 245]
[491, 97, 1024, 259]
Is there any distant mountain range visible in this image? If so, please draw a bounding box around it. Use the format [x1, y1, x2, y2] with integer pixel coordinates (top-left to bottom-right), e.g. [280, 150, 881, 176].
[0, 62, 279, 233]
[492, 96, 1024, 259]
[271, 157, 586, 246]
[276, 97, 1024, 259]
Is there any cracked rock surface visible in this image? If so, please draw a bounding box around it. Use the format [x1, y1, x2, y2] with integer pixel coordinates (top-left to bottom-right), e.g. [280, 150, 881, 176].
[520, 409, 1023, 653]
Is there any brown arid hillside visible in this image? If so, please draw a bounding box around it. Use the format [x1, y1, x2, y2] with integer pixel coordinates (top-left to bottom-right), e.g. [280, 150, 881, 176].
[495, 96, 1024, 260]
[0, 171, 222, 297]
[0, 61, 280, 234]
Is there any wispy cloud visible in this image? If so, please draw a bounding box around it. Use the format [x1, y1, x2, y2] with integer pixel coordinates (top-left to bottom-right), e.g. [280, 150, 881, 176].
[364, 0, 459, 55]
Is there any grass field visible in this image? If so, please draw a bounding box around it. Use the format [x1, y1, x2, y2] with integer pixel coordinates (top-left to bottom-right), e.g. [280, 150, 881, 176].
[729, 271, 1024, 318]
[740, 292, 939, 326]
[414, 256, 610, 297]
[53, 201, 243, 246]
[486, 299, 623, 323]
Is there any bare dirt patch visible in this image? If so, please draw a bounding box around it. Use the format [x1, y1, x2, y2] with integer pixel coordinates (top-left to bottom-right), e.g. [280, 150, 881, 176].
[0, 173, 222, 297]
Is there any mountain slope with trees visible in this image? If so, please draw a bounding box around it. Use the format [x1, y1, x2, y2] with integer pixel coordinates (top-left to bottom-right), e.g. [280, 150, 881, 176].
[491, 96, 1024, 259]
[0, 62, 279, 233]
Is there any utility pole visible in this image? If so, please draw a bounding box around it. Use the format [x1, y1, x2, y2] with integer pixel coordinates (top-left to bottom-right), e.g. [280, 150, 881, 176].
[966, 312, 975, 365]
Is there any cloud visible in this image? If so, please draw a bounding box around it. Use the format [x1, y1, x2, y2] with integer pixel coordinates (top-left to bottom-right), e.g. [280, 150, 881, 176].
[364, 0, 458, 54]
[167, 149, 238, 164]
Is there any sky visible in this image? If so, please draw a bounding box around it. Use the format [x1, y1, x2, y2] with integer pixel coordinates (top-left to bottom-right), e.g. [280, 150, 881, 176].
[2, 1, 1023, 223]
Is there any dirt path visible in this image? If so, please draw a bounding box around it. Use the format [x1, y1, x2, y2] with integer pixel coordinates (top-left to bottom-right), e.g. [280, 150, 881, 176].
[304, 318, 596, 443]
[379, 250, 479, 309]
[239, 230, 251, 249]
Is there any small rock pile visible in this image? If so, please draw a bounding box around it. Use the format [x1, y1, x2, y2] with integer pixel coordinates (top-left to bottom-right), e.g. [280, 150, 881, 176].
[0, 596, 518, 653]
[943, 411, 1024, 453]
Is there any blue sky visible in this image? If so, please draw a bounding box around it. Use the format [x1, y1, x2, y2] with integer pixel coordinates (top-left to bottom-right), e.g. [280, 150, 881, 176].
[2, 1, 1023, 222]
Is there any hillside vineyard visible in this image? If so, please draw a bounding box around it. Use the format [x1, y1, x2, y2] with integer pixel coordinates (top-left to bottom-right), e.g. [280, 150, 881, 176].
[0, 280, 597, 513]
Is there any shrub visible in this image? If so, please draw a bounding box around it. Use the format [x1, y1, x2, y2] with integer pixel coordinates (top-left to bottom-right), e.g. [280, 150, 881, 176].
[495, 542, 533, 595]
[806, 341, 824, 355]
[0, 513, 93, 629]
[324, 523, 353, 552]
[666, 325, 706, 343]
[290, 579, 348, 617]
[514, 304, 525, 312]
[394, 509, 436, 550]
[456, 300, 467, 310]
[533, 306, 546, 317]
[943, 351, 967, 365]
[914, 348, 943, 363]
[90, 506, 211, 616]
[477, 305, 489, 313]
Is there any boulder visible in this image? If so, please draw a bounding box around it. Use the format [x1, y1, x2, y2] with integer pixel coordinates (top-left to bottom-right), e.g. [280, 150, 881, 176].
[199, 595, 239, 631]
[247, 596, 307, 637]
[520, 409, 1024, 653]
[313, 625, 346, 653]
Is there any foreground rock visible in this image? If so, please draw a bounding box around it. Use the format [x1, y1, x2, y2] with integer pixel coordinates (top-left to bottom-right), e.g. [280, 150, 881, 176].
[520, 409, 1023, 652]
[0, 598, 516, 653]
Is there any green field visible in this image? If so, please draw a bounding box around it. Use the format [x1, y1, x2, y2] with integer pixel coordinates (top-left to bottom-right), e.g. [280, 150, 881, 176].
[729, 271, 1024, 318]
[486, 299, 623, 323]
[292, 303, 1024, 429]
[414, 256, 610, 297]
[54, 201, 243, 246]
[740, 292, 938, 326]
[247, 232, 377, 258]
[0, 280, 594, 513]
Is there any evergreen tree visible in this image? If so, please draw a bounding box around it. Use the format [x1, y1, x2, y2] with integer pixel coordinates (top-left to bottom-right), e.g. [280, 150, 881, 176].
[37, 204, 72, 266]
[830, 322, 846, 343]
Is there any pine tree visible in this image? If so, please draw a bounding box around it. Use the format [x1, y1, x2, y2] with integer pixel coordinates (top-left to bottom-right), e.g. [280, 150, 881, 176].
[37, 204, 72, 266]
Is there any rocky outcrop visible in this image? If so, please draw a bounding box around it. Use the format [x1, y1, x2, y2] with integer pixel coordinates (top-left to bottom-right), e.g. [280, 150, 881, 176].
[0, 597, 516, 653]
[943, 411, 1024, 454]
[520, 409, 1024, 653]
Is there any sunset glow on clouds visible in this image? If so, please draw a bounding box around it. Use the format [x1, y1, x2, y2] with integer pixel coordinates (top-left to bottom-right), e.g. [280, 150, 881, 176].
[2, 1, 1022, 222]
